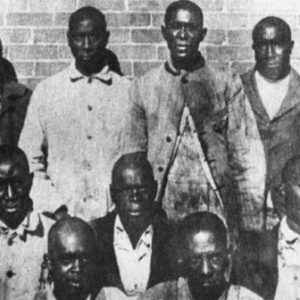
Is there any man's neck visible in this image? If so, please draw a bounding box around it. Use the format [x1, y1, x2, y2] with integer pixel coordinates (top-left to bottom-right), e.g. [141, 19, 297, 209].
[75, 60, 106, 77]
[54, 288, 89, 300]
[121, 217, 152, 249]
[171, 52, 205, 73]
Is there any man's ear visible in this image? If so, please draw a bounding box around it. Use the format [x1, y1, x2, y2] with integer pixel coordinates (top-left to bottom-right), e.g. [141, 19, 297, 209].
[104, 30, 110, 47]
[161, 25, 167, 41]
[110, 184, 116, 204]
[289, 40, 295, 54]
[27, 172, 34, 191]
[152, 180, 158, 199]
[199, 27, 207, 42]
[67, 30, 72, 47]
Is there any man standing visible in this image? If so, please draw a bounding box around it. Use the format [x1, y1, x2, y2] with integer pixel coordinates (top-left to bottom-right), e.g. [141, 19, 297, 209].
[125, 0, 265, 232]
[0, 145, 52, 300]
[19, 6, 131, 221]
[91, 152, 175, 299]
[34, 217, 101, 300]
[242, 16, 299, 226]
[139, 212, 263, 300]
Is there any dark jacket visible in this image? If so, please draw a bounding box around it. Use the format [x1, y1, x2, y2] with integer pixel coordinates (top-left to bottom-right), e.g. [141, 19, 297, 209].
[0, 81, 31, 145]
[242, 68, 300, 217]
[90, 210, 176, 292]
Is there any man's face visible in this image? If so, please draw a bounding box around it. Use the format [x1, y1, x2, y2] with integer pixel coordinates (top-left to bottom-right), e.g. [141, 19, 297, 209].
[111, 167, 157, 226]
[162, 8, 206, 67]
[186, 230, 229, 300]
[68, 17, 109, 73]
[253, 24, 294, 81]
[51, 231, 96, 300]
[0, 159, 32, 229]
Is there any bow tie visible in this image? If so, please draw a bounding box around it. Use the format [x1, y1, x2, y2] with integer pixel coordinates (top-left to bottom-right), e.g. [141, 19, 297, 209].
[70, 75, 112, 85]
[0, 226, 27, 245]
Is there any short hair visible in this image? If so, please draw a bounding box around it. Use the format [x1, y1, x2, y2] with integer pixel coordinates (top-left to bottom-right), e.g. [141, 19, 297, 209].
[282, 156, 300, 184]
[48, 217, 97, 257]
[179, 211, 227, 251]
[252, 16, 292, 43]
[68, 6, 107, 32]
[164, 0, 204, 26]
[111, 152, 155, 185]
[0, 145, 29, 173]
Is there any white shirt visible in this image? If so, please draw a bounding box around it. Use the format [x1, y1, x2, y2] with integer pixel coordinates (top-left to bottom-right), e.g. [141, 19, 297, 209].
[114, 215, 153, 297]
[275, 217, 300, 300]
[19, 62, 131, 221]
[0, 211, 52, 300]
[255, 71, 290, 120]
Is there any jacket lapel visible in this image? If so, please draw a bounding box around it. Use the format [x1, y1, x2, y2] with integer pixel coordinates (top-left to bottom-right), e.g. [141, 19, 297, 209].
[242, 69, 270, 124]
[273, 68, 300, 121]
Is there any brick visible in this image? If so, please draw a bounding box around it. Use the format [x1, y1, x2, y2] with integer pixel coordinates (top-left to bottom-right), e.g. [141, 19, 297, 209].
[228, 0, 300, 13]
[34, 28, 67, 44]
[0, 0, 27, 11]
[107, 13, 150, 27]
[9, 45, 57, 60]
[205, 46, 253, 61]
[109, 29, 130, 43]
[231, 61, 254, 75]
[134, 61, 161, 76]
[157, 46, 168, 60]
[206, 30, 226, 45]
[7, 13, 53, 26]
[54, 13, 70, 26]
[58, 45, 72, 59]
[78, 0, 125, 11]
[131, 29, 163, 43]
[292, 44, 300, 59]
[205, 13, 248, 29]
[249, 15, 296, 29]
[0, 15, 5, 26]
[152, 13, 164, 27]
[13, 62, 34, 77]
[119, 61, 132, 76]
[129, 0, 223, 12]
[0, 29, 31, 44]
[29, 0, 76, 12]
[207, 60, 230, 70]
[109, 45, 157, 59]
[35, 62, 69, 76]
[228, 30, 252, 45]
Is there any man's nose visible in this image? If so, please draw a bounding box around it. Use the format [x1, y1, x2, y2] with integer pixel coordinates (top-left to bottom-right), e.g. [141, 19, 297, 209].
[83, 36, 91, 49]
[179, 25, 188, 39]
[72, 258, 81, 273]
[266, 43, 276, 58]
[200, 258, 213, 276]
[6, 184, 14, 199]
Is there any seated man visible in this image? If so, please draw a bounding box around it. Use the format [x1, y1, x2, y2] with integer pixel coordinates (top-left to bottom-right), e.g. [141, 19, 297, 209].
[0, 145, 53, 300]
[91, 152, 175, 299]
[34, 217, 101, 300]
[139, 212, 262, 300]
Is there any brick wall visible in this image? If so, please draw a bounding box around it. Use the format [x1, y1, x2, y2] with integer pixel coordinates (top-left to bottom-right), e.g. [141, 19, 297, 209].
[0, 0, 300, 89]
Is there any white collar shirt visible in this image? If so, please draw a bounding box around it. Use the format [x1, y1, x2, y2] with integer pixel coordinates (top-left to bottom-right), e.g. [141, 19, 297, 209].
[114, 214, 153, 297]
[19, 61, 131, 221]
[0, 210, 52, 300]
[275, 217, 300, 300]
[255, 71, 290, 120]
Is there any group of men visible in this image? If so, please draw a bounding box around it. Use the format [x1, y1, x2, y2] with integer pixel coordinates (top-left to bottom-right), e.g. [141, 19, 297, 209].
[1, 0, 300, 299]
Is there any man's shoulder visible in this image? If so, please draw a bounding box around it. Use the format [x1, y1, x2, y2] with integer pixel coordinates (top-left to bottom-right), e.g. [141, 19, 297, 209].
[134, 64, 166, 86]
[228, 285, 263, 300]
[90, 211, 116, 234]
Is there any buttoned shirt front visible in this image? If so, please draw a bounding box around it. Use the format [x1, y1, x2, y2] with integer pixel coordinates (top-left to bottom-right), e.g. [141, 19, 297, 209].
[0, 210, 52, 300]
[275, 217, 300, 300]
[19, 61, 131, 221]
[114, 215, 153, 297]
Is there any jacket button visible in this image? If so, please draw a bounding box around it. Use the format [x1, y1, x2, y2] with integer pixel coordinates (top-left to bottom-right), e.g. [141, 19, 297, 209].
[158, 166, 164, 172]
[166, 136, 172, 142]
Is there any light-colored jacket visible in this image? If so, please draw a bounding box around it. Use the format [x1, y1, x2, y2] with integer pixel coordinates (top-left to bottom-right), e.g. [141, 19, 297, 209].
[125, 62, 266, 231]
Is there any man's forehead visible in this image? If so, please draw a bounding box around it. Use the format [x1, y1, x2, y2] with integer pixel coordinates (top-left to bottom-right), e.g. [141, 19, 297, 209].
[0, 160, 27, 178]
[168, 8, 202, 24]
[188, 230, 225, 254]
[254, 24, 289, 42]
[70, 16, 106, 32]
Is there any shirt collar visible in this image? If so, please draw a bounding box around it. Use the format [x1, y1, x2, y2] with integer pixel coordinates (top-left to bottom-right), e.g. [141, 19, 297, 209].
[280, 216, 300, 244]
[165, 52, 205, 80]
[114, 214, 153, 249]
[68, 60, 112, 85]
[0, 210, 44, 244]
